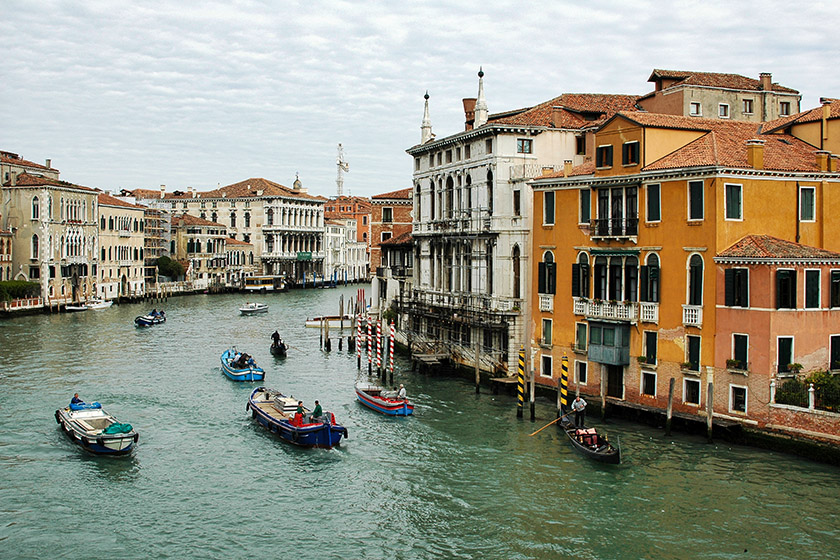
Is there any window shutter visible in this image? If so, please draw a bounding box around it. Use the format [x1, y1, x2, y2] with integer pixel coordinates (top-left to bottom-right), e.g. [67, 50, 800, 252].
[639, 266, 649, 302]
[776, 271, 783, 308]
[571, 264, 581, 297]
[724, 269, 735, 306]
[538, 262, 546, 294]
[581, 263, 590, 297]
[737, 269, 748, 306]
[596, 148, 603, 168]
[547, 263, 556, 294]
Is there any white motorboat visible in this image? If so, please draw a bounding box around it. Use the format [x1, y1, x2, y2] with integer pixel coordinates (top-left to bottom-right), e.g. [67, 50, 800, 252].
[240, 302, 269, 315]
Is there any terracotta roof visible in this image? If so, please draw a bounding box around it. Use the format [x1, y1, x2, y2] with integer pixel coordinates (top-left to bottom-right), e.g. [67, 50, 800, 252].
[225, 237, 251, 246]
[538, 161, 596, 180]
[717, 235, 840, 260]
[763, 99, 840, 132]
[372, 187, 412, 200]
[2, 172, 96, 192]
[0, 151, 58, 172]
[173, 213, 225, 228]
[612, 112, 719, 132]
[647, 69, 799, 94]
[98, 192, 145, 210]
[380, 232, 413, 246]
[201, 178, 319, 201]
[124, 188, 165, 199]
[489, 93, 640, 129]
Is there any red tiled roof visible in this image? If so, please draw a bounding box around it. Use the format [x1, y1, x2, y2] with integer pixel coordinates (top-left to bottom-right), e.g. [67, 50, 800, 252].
[380, 232, 413, 246]
[538, 161, 596, 180]
[372, 187, 412, 200]
[202, 178, 319, 201]
[717, 235, 840, 260]
[124, 188, 165, 199]
[173, 213, 225, 228]
[2, 172, 96, 191]
[647, 69, 799, 94]
[98, 192, 144, 209]
[489, 93, 640, 129]
[225, 237, 251, 246]
[763, 99, 840, 132]
[0, 151, 58, 172]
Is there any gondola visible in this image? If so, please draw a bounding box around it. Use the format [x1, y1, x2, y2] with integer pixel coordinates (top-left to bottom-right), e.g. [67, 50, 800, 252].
[559, 417, 621, 464]
[269, 341, 287, 358]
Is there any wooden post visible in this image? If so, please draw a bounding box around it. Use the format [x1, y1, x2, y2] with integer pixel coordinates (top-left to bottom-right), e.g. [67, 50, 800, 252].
[600, 366, 606, 421]
[517, 346, 525, 419]
[474, 339, 480, 394]
[665, 377, 675, 436]
[706, 381, 714, 443]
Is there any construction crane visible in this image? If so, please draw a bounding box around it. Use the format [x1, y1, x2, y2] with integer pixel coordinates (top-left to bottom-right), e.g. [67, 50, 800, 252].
[336, 143, 349, 196]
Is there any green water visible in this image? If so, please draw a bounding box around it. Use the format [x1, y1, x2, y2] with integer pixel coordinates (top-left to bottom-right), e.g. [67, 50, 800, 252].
[1, 287, 838, 560]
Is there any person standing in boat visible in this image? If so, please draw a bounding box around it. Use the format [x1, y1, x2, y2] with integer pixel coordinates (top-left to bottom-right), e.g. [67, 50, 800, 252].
[71, 393, 83, 404]
[572, 395, 587, 428]
[397, 384, 406, 400]
[311, 400, 323, 419]
[271, 330, 280, 347]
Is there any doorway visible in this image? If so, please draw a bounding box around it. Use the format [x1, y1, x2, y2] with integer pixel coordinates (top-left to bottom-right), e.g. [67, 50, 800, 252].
[607, 364, 624, 398]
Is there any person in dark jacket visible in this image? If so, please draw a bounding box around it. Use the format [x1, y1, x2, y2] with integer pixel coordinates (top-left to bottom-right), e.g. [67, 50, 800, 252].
[71, 393, 83, 404]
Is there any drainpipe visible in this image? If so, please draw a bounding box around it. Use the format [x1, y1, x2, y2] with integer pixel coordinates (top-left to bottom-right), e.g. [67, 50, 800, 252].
[795, 181, 800, 243]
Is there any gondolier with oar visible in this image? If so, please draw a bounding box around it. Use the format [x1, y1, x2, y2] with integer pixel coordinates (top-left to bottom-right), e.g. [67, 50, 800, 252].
[271, 330, 280, 346]
[571, 395, 587, 428]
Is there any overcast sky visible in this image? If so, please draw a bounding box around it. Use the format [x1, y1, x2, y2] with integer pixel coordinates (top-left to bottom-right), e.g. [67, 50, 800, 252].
[1, 1, 837, 198]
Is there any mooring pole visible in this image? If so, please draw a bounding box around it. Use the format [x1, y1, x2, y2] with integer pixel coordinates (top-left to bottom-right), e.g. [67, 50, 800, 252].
[558, 355, 569, 418]
[665, 377, 675, 436]
[706, 381, 714, 443]
[474, 339, 480, 394]
[600, 366, 606, 421]
[516, 346, 525, 419]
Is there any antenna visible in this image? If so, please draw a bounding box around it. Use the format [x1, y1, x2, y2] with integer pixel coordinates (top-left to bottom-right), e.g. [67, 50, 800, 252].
[336, 143, 349, 196]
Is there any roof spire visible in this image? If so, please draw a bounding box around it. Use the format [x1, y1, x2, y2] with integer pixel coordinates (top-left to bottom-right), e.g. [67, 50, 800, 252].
[475, 67, 488, 127]
[421, 90, 433, 144]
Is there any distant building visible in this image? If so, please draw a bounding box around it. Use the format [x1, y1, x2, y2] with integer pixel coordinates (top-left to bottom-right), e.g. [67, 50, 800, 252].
[0, 213, 11, 281]
[375, 231, 413, 318]
[324, 218, 367, 284]
[1, 151, 60, 183]
[97, 192, 146, 300]
[370, 187, 413, 277]
[637, 69, 801, 122]
[224, 236, 257, 289]
[170, 213, 228, 291]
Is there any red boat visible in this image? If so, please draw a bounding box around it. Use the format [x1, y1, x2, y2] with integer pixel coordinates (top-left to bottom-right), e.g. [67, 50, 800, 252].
[355, 382, 414, 416]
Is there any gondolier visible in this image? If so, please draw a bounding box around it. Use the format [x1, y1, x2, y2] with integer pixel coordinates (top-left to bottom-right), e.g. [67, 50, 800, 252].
[271, 330, 280, 345]
[571, 395, 587, 428]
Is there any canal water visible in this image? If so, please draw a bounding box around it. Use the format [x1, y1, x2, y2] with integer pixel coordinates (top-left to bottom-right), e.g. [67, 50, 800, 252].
[1, 286, 839, 560]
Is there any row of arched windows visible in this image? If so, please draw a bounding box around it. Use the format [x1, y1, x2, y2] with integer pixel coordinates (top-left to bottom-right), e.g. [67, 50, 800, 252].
[100, 246, 143, 261]
[415, 169, 494, 222]
[187, 238, 223, 254]
[31, 196, 91, 222]
[100, 215, 143, 232]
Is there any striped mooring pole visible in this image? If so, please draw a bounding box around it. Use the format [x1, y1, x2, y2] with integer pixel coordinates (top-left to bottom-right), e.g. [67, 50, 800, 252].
[367, 315, 372, 375]
[517, 346, 525, 419]
[376, 319, 382, 375]
[389, 320, 395, 377]
[356, 312, 362, 370]
[559, 354, 569, 417]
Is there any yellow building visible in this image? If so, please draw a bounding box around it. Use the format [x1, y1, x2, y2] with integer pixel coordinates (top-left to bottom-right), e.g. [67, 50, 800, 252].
[97, 193, 146, 300]
[529, 107, 840, 439]
[171, 213, 228, 291]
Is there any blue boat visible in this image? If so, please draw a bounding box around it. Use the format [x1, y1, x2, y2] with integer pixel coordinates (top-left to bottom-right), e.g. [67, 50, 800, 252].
[135, 310, 166, 327]
[55, 401, 138, 456]
[246, 387, 347, 449]
[221, 348, 265, 381]
[355, 382, 414, 416]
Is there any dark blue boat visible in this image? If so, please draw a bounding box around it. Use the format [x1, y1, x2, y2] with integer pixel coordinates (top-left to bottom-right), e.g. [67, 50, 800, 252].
[246, 387, 347, 449]
[135, 310, 166, 327]
[55, 401, 138, 456]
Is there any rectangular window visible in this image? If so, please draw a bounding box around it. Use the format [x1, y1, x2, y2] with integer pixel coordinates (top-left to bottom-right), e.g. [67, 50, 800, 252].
[456, 147, 461, 161]
[595, 145, 613, 168]
[688, 180, 704, 220]
[724, 268, 749, 307]
[644, 331, 657, 364]
[733, 334, 748, 370]
[576, 323, 587, 352]
[437, 153, 442, 166]
[830, 335, 840, 371]
[780, 101, 791, 116]
[800, 186, 815, 222]
[516, 139, 533, 154]
[576, 361, 587, 385]
[725, 183, 742, 220]
[646, 183, 661, 222]
[465, 144, 471, 159]
[687, 335, 701, 371]
[575, 136, 585, 155]
[415, 157, 420, 171]
[513, 190, 521, 217]
[689, 102, 701, 116]
[485, 139, 493, 154]
[805, 269, 820, 309]
[29, 266, 40, 279]
[641, 371, 657, 397]
[544, 191, 555, 225]
[776, 269, 797, 309]
[718, 103, 730, 118]
[622, 141, 639, 165]
[579, 189, 591, 224]
[381, 232, 392, 242]
[446, 150, 452, 163]
[541, 354, 553, 378]
[832, 271, 840, 308]
[382, 207, 393, 223]
[684, 378, 701, 405]
[589, 325, 602, 346]
[777, 336, 794, 373]
[743, 99, 754, 114]
[730, 385, 747, 413]
[542, 319, 552, 346]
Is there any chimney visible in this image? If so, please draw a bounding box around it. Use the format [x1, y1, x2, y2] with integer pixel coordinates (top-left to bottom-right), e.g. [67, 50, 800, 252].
[564, 160, 573, 177]
[822, 98, 832, 149]
[10, 172, 16, 187]
[45, 159, 51, 169]
[551, 106, 563, 128]
[160, 184, 166, 199]
[816, 150, 830, 172]
[463, 98, 476, 131]
[190, 186, 196, 198]
[746, 139, 765, 169]
[759, 72, 772, 91]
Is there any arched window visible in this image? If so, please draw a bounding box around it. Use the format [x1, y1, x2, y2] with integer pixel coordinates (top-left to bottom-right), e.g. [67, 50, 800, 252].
[31, 197, 40, 220]
[211, 212, 217, 223]
[624, 256, 638, 302]
[244, 212, 251, 228]
[109, 217, 114, 230]
[593, 256, 607, 300]
[465, 174, 472, 211]
[230, 212, 236, 227]
[688, 254, 703, 305]
[101, 248, 106, 261]
[446, 177, 454, 218]
[414, 184, 421, 222]
[100, 216, 106, 229]
[486, 170, 494, 216]
[538, 251, 555, 294]
[266, 209, 274, 226]
[429, 179, 435, 220]
[512, 245, 521, 299]
[609, 256, 623, 300]
[572, 253, 590, 298]
[31, 234, 39, 258]
[640, 254, 660, 302]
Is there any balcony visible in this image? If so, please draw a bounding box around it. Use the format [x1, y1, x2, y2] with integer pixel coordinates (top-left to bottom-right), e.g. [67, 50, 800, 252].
[639, 302, 659, 323]
[539, 294, 553, 313]
[682, 305, 703, 327]
[590, 218, 638, 239]
[410, 288, 520, 314]
[574, 298, 636, 321]
[118, 229, 131, 238]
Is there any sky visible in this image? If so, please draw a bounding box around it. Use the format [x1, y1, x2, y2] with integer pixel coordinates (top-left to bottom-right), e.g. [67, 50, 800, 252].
[1, 0, 838, 199]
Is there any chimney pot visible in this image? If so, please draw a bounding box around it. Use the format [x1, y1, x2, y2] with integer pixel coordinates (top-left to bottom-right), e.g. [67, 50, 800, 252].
[552, 106, 563, 128]
[45, 158, 51, 169]
[563, 160, 573, 177]
[462, 98, 476, 131]
[759, 72, 772, 91]
[747, 139, 765, 169]
[816, 150, 830, 172]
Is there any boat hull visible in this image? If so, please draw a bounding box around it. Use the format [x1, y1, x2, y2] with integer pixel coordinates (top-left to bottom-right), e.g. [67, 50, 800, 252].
[247, 387, 347, 449]
[240, 304, 268, 315]
[135, 314, 165, 327]
[269, 343, 287, 358]
[55, 406, 137, 456]
[560, 417, 620, 464]
[355, 386, 413, 416]
[221, 349, 265, 381]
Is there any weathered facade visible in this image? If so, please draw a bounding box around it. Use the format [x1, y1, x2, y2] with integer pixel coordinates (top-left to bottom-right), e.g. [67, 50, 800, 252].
[97, 192, 146, 300]
[171, 213, 228, 291]
[370, 187, 413, 276]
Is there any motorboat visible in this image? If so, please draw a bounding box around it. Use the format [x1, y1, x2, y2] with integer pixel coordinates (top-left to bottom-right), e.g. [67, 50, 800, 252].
[240, 302, 269, 315]
[221, 348, 265, 381]
[355, 382, 414, 416]
[86, 299, 113, 310]
[135, 310, 166, 327]
[54, 401, 138, 456]
[246, 387, 347, 448]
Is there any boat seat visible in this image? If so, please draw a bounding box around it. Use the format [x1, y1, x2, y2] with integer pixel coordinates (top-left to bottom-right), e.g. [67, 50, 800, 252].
[76, 419, 96, 432]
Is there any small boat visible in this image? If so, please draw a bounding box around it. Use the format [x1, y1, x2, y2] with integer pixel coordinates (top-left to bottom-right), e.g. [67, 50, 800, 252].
[246, 387, 347, 448]
[270, 341, 287, 358]
[54, 401, 138, 456]
[559, 417, 621, 464]
[355, 382, 414, 416]
[304, 314, 354, 329]
[240, 302, 268, 315]
[135, 310, 165, 327]
[65, 303, 89, 312]
[221, 348, 265, 381]
[86, 299, 113, 310]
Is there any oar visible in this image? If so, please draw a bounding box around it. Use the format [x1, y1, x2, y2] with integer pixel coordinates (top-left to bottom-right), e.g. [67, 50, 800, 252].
[529, 411, 573, 436]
